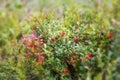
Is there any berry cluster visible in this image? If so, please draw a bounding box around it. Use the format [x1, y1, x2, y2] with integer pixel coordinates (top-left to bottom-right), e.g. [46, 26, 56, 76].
[21, 32, 45, 65]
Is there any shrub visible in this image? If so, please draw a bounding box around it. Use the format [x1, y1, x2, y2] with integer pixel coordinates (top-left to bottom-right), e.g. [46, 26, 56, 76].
[0, 0, 120, 80]
[18, 4, 115, 80]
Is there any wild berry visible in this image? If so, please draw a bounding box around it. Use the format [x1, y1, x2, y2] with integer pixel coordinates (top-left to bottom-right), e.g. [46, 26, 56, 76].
[55, 36, 59, 39]
[60, 31, 65, 36]
[86, 53, 92, 61]
[50, 38, 55, 42]
[79, 57, 82, 62]
[87, 53, 92, 57]
[74, 36, 79, 42]
[27, 44, 35, 52]
[62, 69, 69, 75]
[107, 32, 113, 39]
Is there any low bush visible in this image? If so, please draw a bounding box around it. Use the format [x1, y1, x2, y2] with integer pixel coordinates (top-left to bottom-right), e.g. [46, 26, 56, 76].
[0, 0, 120, 80]
[18, 4, 115, 80]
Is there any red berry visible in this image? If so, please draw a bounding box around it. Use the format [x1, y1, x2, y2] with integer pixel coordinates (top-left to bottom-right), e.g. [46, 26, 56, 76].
[27, 44, 35, 52]
[107, 32, 113, 39]
[60, 31, 65, 36]
[55, 36, 59, 39]
[86, 53, 92, 61]
[50, 38, 55, 42]
[79, 58, 82, 62]
[74, 36, 79, 41]
[87, 53, 92, 57]
[63, 69, 69, 75]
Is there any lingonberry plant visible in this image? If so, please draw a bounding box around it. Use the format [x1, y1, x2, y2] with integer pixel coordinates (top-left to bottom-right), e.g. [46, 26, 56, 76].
[16, 2, 117, 80]
[0, 0, 120, 80]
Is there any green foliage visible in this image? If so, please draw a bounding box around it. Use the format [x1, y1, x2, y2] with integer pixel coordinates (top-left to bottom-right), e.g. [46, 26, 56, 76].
[18, 2, 118, 80]
[0, 11, 19, 56]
